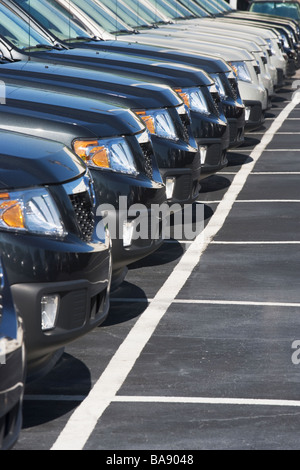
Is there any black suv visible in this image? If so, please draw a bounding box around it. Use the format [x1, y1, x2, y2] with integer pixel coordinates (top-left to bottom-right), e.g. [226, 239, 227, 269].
[0, 129, 112, 381]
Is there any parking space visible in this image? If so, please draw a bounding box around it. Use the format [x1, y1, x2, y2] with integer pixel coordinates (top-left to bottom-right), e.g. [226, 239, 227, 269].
[13, 76, 300, 451]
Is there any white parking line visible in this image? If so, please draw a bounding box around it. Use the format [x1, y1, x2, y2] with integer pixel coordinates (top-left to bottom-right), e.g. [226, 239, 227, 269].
[221, 172, 300, 175]
[173, 299, 300, 307]
[253, 132, 300, 135]
[111, 297, 300, 306]
[51, 98, 298, 451]
[235, 200, 300, 203]
[111, 298, 300, 307]
[25, 394, 300, 409]
[212, 242, 300, 246]
[229, 149, 300, 152]
[113, 396, 300, 408]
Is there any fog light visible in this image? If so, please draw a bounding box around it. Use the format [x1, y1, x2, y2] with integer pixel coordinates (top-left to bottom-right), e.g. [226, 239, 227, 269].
[41, 295, 59, 331]
[245, 107, 251, 121]
[123, 221, 135, 248]
[200, 146, 208, 165]
[166, 177, 176, 200]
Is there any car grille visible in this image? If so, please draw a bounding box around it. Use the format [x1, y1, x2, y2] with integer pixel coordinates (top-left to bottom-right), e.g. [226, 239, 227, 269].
[140, 142, 154, 180]
[210, 91, 221, 117]
[69, 191, 95, 242]
[227, 78, 239, 101]
[179, 113, 191, 143]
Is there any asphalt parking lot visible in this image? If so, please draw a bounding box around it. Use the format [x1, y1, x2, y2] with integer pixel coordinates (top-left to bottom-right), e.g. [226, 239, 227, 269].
[14, 72, 300, 451]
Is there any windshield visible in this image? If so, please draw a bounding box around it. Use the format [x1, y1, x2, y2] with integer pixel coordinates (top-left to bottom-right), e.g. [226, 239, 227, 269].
[12, 0, 92, 41]
[70, 0, 132, 33]
[177, 0, 210, 17]
[194, 0, 230, 13]
[0, 2, 54, 49]
[250, 1, 300, 21]
[144, 0, 194, 19]
[98, 0, 151, 28]
[209, 0, 232, 12]
[116, 0, 168, 24]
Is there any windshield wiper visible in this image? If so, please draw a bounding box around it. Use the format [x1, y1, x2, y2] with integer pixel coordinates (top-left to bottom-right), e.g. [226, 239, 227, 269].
[64, 36, 91, 43]
[23, 44, 54, 51]
[117, 29, 134, 34]
[23, 42, 66, 51]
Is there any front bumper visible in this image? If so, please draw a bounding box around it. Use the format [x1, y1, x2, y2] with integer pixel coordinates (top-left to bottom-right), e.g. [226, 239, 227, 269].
[223, 102, 245, 148]
[285, 49, 298, 76]
[243, 100, 265, 131]
[92, 169, 166, 276]
[275, 68, 285, 89]
[0, 323, 25, 450]
[238, 81, 268, 111]
[190, 110, 230, 177]
[151, 135, 201, 205]
[0, 351, 25, 449]
[0, 231, 111, 381]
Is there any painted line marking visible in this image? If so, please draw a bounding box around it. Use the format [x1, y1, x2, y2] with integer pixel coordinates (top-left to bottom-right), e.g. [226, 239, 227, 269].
[173, 299, 300, 307]
[51, 91, 298, 451]
[232, 149, 300, 152]
[112, 396, 300, 408]
[211, 241, 300, 245]
[220, 172, 300, 175]
[111, 299, 300, 307]
[252, 171, 300, 174]
[25, 395, 300, 408]
[235, 200, 300, 203]
[111, 298, 300, 307]
[197, 200, 222, 204]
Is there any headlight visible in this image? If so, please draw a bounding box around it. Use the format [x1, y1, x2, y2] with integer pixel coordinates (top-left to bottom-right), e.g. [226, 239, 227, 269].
[73, 137, 138, 175]
[135, 108, 178, 141]
[0, 188, 66, 237]
[174, 87, 210, 115]
[210, 74, 227, 99]
[228, 62, 252, 83]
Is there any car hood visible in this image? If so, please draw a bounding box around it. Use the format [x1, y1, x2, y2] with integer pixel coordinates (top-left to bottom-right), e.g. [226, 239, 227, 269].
[27, 47, 214, 88]
[0, 60, 183, 109]
[120, 34, 254, 62]
[128, 29, 261, 55]
[166, 24, 268, 51]
[0, 130, 86, 189]
[0, 83, 146, 141]
[63, 39, 231, 75]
